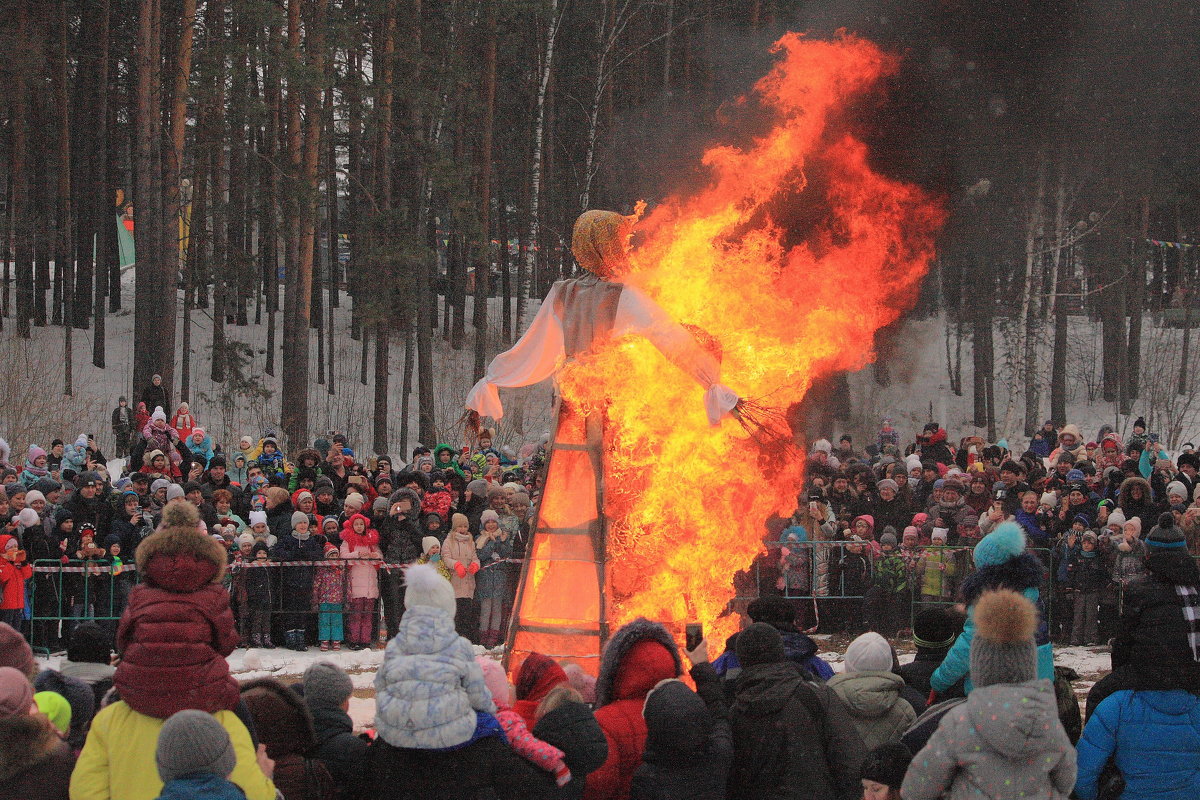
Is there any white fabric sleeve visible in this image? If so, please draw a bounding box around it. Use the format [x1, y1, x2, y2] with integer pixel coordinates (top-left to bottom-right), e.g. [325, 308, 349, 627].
[465, 283, 566, 420]
[614, 286, 740, 426]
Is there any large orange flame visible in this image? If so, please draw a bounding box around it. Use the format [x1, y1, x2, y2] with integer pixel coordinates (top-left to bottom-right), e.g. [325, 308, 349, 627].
[557, 33, 945, 647]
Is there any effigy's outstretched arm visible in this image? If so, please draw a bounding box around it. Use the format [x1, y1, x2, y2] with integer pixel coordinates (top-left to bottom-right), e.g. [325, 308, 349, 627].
[465, 283, 566, 420]
[615, 286, 739, 426]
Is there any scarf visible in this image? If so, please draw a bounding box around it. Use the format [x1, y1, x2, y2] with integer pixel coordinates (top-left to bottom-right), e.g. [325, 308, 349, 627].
[292, 529, 311, 542]
[342, 527, 379, 552]
[1176, 584, 1200, 662]
[22, 460, 47, 478]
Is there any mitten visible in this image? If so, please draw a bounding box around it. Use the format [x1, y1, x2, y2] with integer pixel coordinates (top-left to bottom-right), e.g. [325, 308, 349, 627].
[554, 765, 572, 787]
[454, 562, 467, 578]
[467, 562, 480, 575]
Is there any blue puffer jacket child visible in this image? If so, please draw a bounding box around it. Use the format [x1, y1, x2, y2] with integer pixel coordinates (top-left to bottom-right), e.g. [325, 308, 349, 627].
[1075, 689, 1200, 800]
[373, 563, 496, 749]
[930, 522, 1054, 694]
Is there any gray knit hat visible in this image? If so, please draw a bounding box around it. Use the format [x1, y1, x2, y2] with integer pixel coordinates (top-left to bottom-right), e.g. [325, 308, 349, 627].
[969, 590, 1038, 687]
[156, 709, 236, 783]
[303, 660, 354, 709]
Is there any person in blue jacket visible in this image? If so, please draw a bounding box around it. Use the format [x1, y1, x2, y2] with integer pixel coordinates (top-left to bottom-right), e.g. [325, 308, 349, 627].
[930, 520, 1054, 695]
[712, 594, 834, 686]
[1075, 689, 1200, 800]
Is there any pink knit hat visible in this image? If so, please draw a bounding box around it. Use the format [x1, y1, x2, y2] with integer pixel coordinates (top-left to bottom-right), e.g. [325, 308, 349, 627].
[476, 656, 511, 708]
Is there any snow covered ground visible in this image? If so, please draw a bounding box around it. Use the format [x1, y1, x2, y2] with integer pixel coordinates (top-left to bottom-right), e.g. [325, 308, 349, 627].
[37, 636, 1109, 731]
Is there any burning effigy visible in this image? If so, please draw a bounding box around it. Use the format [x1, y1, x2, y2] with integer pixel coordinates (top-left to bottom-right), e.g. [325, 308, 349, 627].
[467, 33, 945, 673]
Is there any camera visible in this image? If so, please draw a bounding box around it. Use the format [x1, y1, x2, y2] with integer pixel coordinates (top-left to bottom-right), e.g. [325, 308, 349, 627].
[807, 492, 823, 503]
[993, 488, 1008, 501]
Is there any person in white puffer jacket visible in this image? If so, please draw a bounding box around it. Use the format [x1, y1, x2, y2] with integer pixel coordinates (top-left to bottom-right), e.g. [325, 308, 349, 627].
[373, 562, 496, 750]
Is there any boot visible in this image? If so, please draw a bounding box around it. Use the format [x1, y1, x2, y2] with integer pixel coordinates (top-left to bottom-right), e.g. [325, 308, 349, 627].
[320, 641, 330, 651]
[286, 629, 307, 652]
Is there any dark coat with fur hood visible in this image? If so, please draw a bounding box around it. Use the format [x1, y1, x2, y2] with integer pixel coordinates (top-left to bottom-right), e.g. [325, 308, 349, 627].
[113, 502, 240, 719]
[584, 618, 683, 800]
[1118, 476, 1160, 526]
[0, 713, 75, 800]
[241, 678, 336, 800]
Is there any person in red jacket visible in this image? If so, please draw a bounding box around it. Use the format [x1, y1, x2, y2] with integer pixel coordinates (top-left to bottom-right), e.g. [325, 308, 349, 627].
[0, 534, 32, 629]
[113, 500, 240, 719]
[583, 618, 683, 800]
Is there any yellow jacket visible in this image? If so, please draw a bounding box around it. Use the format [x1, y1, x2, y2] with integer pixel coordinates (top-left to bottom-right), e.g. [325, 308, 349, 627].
[69, 701, 276, 800]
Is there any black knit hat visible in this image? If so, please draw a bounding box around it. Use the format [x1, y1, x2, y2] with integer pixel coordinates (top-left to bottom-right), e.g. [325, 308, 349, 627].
[746, 594, 797, 629]
[736, 622, 786, 668]
[66, 622, 112, 664]
[912, 607, 960, 650]
[1147, 512, 1187, 550]
[861, 741, 913, 789]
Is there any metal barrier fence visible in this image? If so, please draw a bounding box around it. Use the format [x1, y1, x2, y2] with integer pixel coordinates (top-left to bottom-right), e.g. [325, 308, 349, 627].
[734, 542, 1059, 637]
[28, 543, 1118, 651]
[26, 556, 523, 654]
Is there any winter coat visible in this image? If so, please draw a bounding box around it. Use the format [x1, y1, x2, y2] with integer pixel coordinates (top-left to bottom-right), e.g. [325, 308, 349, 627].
[309, 703, 369, 800]
[898, 647, 964, 703]
[114, 518, 240, 719]
[0, 713, 74, 800]
[1111, 539, 1149, 588]
[365, 735, 555, 800]
[930, 553, 1055, 695]
[1075, 689, 1200, 800]
[238, 560, 275, 606]
[185, 434, 214, 468]
[154, 773, 247, 800]
[630, 663, 732, 800]
[727, 661, 864, 800]
[441, 530, 480, 599]
[0, 549, 32, 610]
[1111, 549, 1200, 691]
[240, 678, 337, 800]
[712, 628, 834, 684]
[379, 513, 423, 566]
[272, 533, 325, 595]
[918, 547, 957, 598]
[901, 680, 1076, 800]
[373, 603, 496, 749]
[475, 533, 513, 599]
[69, 701, 276, 800]
[1118, 477, 1159, 527]
[340, 519, 382, 600]
[585, 619, 684, 800]
[826, 670, 915, 750]
[534, 701, 609, 800]
[312, 558, 347, 605]
[1066, 550, 1109, 592]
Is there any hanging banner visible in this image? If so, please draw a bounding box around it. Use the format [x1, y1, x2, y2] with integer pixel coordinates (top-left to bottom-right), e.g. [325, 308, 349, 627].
[1147, 238, 1195, 250]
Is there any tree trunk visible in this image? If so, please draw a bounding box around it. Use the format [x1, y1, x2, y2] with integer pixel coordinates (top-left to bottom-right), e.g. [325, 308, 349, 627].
[207, 0, 228, 382]
[11, 7, 32, 338]
[54, 0, 73, 393]
[91, 0, 113, 365]
[1021, 154, 1047, 437]
[1126, 197, 1148, 401]
[972, 262, 989, 427]
[499, 195, 512, 343]
[473, 0, 497, 381]
[372, 0, 396, 455]
[520, 0, 561, 325]
[133, 0, 170, 396]
[281, 0, 326, 448]
[263, 21, 282, 376]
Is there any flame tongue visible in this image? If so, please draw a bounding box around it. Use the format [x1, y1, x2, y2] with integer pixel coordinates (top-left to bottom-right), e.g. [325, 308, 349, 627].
[558, 33, 944, 647]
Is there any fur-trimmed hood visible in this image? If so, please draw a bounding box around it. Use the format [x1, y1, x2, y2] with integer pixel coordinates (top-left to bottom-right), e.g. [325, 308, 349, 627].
[1118, 476, 1154, 510]
[135, 502, 227, 590]
[0, 713, 69, 784]
[960, 551, 1045, 606]
[595, 617, 682, 707]
[240, 676, 318, 758]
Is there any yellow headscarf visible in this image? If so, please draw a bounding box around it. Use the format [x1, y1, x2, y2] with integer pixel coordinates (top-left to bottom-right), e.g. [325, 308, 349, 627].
[571, 210, 635, 278]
